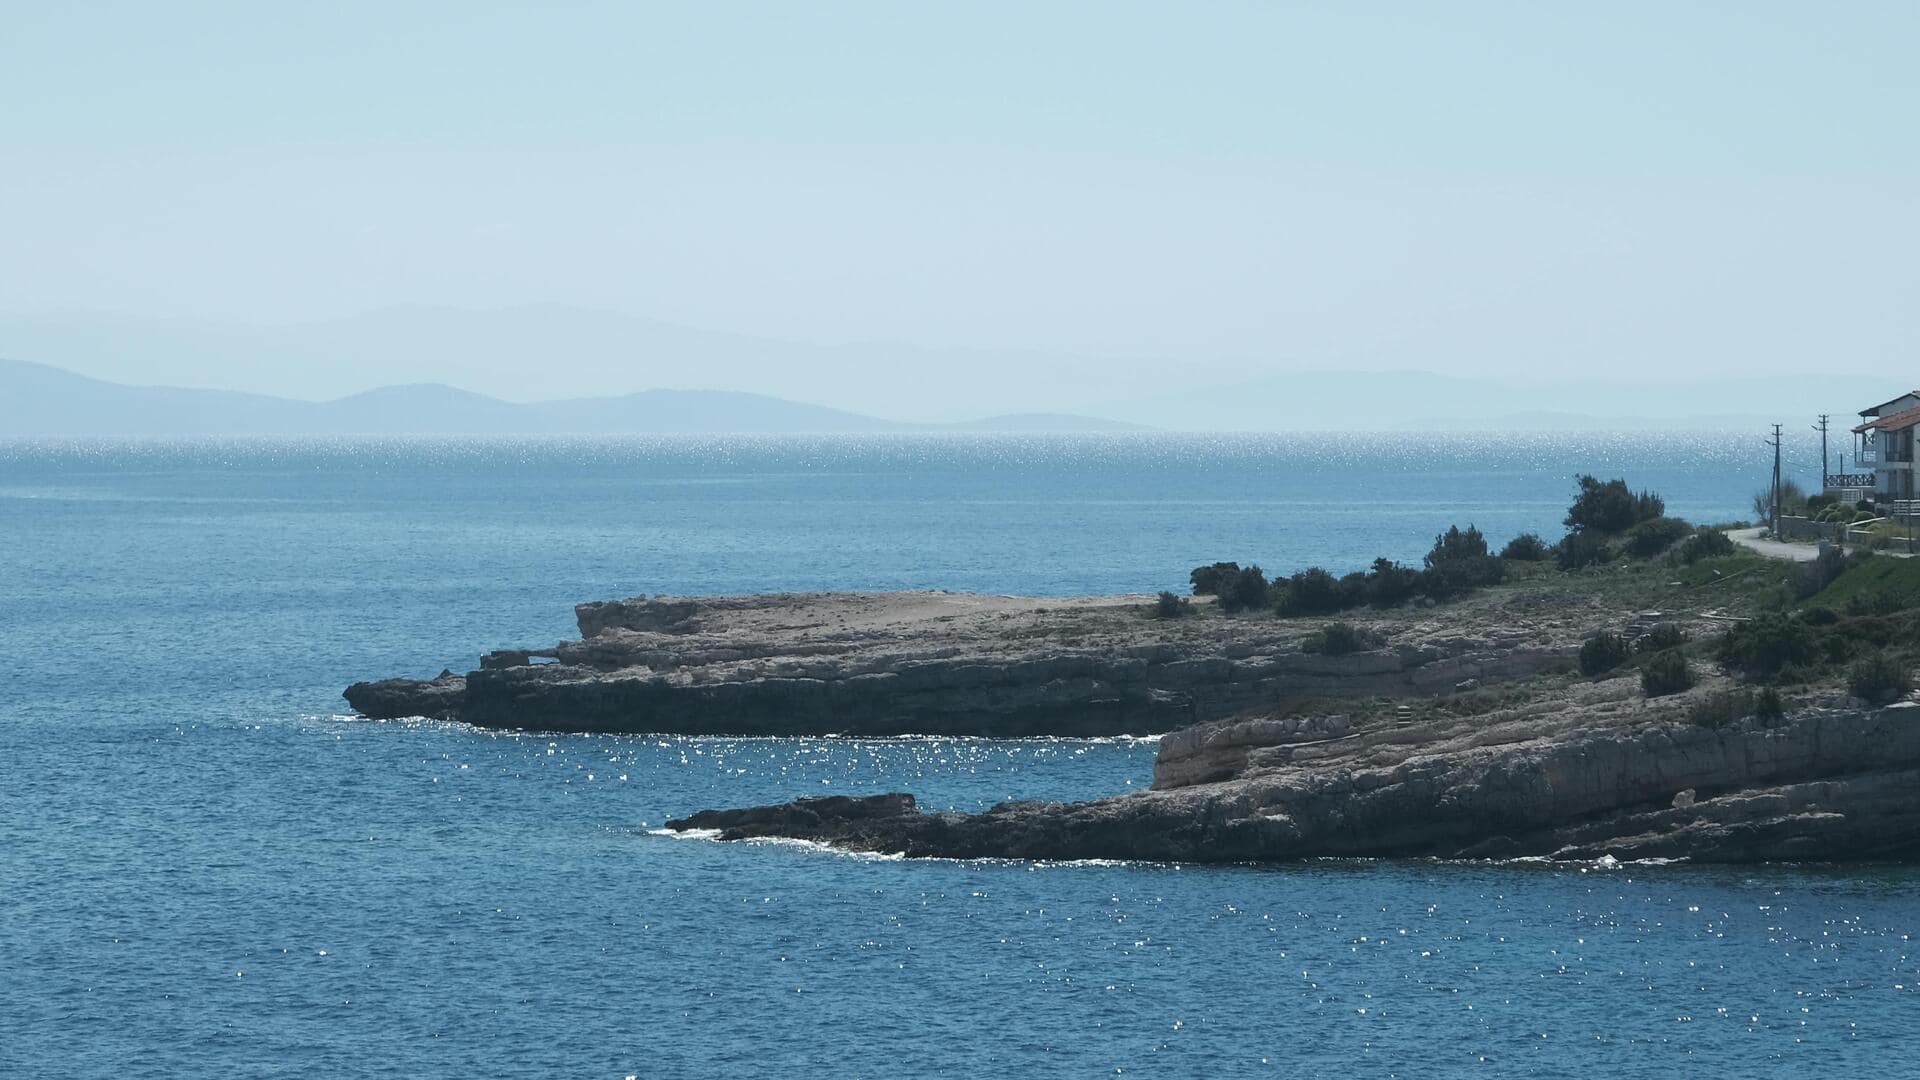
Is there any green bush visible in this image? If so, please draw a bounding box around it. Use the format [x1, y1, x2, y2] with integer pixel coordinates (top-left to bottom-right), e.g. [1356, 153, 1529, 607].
[1844, 589, 1915, 617]
[1427, 523, 1490, 563]
[1501, 532, 1549, 561]
[1579, 631, 1633, 675]
[1635, 623, 1688, 653]
[1556, 530, 1614, 570]
[1423, 524, 1505, 596]
[1625, 516, 1693, 559]
[1717, 613, 1815, 678]
[1677, 527, 1735, 564]
[1365, 558, 1421, 607]
[1566, 475, 1666, 534]
[1640, 649, 1695, 697]
[1338, 571, 1369, 608]
[1314, 622, 1368, 656]
[1215, 565, 1270, 613]
[1847, 650, 1910, 704]
[1802, 605, 1839, 626]
[1754, 686, 1785, 722]
[1687, 688, 1752, 728]
[1277, 567, 1345, 616]
[1153, 591, 1189, 618]
[1189, 562, 1240, 596]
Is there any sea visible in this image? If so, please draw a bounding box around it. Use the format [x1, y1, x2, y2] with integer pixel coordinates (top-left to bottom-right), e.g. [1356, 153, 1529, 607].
[4, 432, 1912, 1079]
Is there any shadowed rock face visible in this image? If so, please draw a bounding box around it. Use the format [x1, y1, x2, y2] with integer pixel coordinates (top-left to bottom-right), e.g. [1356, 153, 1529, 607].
[343, 591, 1567, 737]
[342, 670, 465, 721]
[662, 701, 1920, 864]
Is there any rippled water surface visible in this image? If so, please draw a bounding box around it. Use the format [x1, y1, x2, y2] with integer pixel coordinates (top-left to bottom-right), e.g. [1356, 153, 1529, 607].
[5, 434, 1913, 1079]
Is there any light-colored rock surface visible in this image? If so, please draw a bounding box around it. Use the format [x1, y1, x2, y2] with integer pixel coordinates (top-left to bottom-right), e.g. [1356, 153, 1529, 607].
[668, 693, 1920, 864]
[346, 590, 1597, 736]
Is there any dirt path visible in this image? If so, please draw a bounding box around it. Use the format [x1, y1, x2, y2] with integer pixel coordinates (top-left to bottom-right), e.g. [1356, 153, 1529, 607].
[1726, 527, 1820, 562]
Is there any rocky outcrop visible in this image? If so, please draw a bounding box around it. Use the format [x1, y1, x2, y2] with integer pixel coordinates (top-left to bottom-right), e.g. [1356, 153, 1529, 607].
[344, 590, 1580, 736]
[663, 695, 1920, 863]
[342, 670, 466, 721]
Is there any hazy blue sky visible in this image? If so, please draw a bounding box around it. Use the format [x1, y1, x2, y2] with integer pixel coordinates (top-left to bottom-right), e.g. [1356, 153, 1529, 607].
[2, 2, 1914, 391]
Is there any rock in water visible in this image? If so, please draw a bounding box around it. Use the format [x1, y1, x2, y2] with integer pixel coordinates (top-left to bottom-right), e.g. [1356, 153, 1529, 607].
[342, 590, 1562, 736]
[664, 702, 1920, 865]
[343, 670, 466, 721]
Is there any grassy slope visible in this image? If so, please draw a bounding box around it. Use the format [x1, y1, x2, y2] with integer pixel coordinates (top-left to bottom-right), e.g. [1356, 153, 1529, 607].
[1807, 555, 1920, 611]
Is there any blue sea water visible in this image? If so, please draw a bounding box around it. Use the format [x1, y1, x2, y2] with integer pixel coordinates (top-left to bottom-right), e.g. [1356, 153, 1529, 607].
[3, 433, 1912, 1079]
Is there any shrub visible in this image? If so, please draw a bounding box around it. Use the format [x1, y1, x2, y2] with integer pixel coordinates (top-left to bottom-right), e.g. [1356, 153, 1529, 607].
[1847, 650, 1910, 704]
[1678, 527, 1735, 564]
[1858, 500, 1876, 514]
[1153, 591, 1189, 618]
[1625, 516, 1693, 559]
[1365, 558, 1422, 607]
[1314, 622, 1368, 656]
[1338, 572, 1369, 609]
[1844, 589, 1915, 618]
[1277, 566, 1345, 616]
[1752, 479, 1808, 524]
[1566, 476, 1665, 534]
[1754, 686, 1785, 722]
[1556, 530, 1614, 570]
[1501, 533, 1548, 561]
[1635, 623, 1688, 653]
[1423, 524, 1505, 596]
[1579, 631, 1633, 675]
[1215, 564, 1270, 613]
[1428, 523, 1490, 563]
[1189, 562, 1240, 596]
[1802, 605, 1839, 626]
[1640, 649, 1695, 697]
[1717, 613, 1815, 678]
[1687, 688, 1752, 728]
[1805, 493, 1834, 515]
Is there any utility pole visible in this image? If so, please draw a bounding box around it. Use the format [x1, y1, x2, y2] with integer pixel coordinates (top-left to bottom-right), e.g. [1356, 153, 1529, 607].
[1766, 423, 1783, 536]
[1814, 414, 1829, 491]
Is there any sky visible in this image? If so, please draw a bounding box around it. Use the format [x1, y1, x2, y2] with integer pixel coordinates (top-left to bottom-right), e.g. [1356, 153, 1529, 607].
[1, 2, 1914, 400]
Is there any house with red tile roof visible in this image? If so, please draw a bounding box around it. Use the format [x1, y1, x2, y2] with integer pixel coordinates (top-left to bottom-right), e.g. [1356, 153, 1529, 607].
[1852, 391, 1920, 503]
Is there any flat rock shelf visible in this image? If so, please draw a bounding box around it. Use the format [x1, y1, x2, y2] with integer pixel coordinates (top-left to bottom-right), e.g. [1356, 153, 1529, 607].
[344, 590, 1560, 738]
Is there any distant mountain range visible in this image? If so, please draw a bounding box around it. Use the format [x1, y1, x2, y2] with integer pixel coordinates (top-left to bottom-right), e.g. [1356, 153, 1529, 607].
[0, 358, 1143, 436]
[3, 306, 1905, 433]
[2, 302, 1909, 435]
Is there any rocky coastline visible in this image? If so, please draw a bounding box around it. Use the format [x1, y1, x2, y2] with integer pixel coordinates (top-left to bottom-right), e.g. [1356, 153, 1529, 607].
[344, 590, 1565, 737]
[665, 698, 1920, 864]
[349, 543, 1920, 864]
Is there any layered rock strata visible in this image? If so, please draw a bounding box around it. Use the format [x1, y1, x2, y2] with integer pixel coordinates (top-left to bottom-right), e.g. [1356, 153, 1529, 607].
[344, 591, 1567, 737]
[666, 694, 1920, 864]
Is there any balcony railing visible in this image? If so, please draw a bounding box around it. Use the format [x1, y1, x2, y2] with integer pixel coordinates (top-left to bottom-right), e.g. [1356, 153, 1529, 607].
[1859, 450, 1914, 466]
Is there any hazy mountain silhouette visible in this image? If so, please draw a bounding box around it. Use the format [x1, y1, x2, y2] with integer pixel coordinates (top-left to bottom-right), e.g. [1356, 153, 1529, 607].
[0, 359, 1140, 435]
[1, 307, 1903, 432]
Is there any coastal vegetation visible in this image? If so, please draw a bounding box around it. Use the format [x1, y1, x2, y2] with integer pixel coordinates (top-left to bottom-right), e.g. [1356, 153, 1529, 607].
[1188, 475, 1729, 618]
[1176, 473, 1920, 709]
[1638, 648, 1695, 697]
[1579, 631, 1632, 675]
[1752, 478, 1809, 523]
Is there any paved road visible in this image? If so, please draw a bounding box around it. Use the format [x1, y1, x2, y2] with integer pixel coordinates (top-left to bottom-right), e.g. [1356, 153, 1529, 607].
[1726, 527, 1821, 562]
